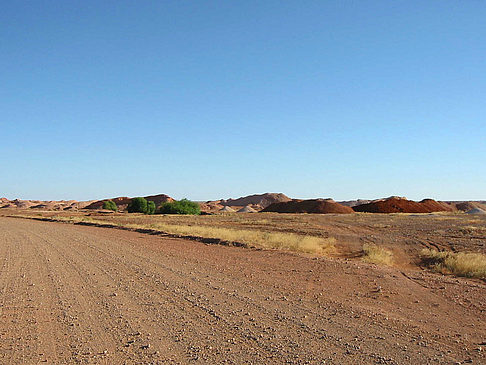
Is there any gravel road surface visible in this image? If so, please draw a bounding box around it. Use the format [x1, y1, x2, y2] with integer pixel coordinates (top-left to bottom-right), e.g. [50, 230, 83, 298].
[0, 217, 485, 364]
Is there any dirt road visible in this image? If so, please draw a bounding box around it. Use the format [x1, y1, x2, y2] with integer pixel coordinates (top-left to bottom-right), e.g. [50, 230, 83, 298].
[0, 217, 485, 364]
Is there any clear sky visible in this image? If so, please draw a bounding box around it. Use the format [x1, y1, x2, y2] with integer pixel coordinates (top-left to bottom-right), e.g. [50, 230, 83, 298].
[1, 1, 485, 201]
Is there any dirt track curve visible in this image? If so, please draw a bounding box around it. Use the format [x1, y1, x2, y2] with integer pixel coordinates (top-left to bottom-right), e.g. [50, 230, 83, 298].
[0, 217, 485, 364]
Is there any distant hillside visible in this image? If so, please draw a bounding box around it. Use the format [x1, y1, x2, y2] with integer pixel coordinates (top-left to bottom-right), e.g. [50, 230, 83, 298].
[0, 199, 95, 210]
[2, 194, 484, 214]
[85, 197, 131, 210]
[339, 199, 372, 207]
[85, 194, 174, 210]
[445, 201, 486, 212]
[219, 193, 291, 209]
[0, 194, 174, 211]
[353, 197, 454, 213]
[263, 199, 354, 214]
[142, 194, 174, 206]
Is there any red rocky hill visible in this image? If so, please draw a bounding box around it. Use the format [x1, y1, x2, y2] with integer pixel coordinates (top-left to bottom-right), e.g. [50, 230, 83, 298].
[262, 199, 354, 214]
[353, 197, 454, 213]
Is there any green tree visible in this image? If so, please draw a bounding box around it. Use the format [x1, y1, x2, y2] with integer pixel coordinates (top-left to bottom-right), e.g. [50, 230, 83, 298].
[147, 201, 156, 215]
[102, 200, 118, 211]
[158, 199, 200, 215]
[127, 197, 148, 213]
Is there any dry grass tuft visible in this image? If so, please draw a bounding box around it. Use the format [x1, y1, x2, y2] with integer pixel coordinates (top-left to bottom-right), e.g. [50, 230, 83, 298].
[420, 249, 486, 279]
[362, 244, 394, 266]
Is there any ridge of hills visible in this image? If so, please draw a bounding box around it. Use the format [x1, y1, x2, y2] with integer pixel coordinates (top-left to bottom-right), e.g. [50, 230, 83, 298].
[1, 193, 485, 214]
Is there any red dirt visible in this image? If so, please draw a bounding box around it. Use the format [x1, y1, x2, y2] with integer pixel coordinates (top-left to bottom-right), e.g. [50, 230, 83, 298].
[262, 199, 355, 214]
[353, 197, 454, 213]
[1, 217, 485, 364]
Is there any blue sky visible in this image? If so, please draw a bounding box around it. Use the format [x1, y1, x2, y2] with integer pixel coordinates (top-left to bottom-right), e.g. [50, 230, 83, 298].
[1, 1, 485, 201]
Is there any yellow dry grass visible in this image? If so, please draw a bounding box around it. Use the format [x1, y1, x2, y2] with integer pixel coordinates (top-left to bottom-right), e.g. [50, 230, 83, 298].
[128, 222, 336, 255]
[362, 243, 394, 266]
[421, 249, 486, 279]
[26, 215, 336, 255]
[5, 210, 485, 277]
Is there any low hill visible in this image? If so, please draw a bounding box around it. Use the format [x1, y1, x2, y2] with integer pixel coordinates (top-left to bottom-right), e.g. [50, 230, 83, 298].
[219, 193, 291, 209]
[262, 199, 354, 214]
[339, 199, 372, 207]
[199, 201, 224, 213]
[85, 194, 174, 210]
[0, 199, 97, 211]
[85, 197, 132, 210]
[143, 194, 174, 206]
[353, 197, 454, 213]
[448, 201, 486, 212]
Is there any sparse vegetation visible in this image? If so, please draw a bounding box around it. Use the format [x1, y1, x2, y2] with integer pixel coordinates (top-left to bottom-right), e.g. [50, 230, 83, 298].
[158, 199, 200, 215]
[420, 249, 486, 279]
[131, 223, 336, 254]
[102, 200, 118, 211]
[147, 201, 156, 215]
[9, 214, 335, 255]
[127, 197, 148, 214]
[4, 210, 486, 277]
[362, 244, 394, 266]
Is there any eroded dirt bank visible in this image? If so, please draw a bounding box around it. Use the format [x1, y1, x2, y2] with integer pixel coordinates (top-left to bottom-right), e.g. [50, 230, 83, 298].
[0, 217, 485, 364]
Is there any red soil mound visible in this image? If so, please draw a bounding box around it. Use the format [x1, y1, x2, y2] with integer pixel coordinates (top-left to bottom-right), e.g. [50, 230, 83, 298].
[421, 199, 456, 212]
[353, 197, 454, 213]
[262, 199, 354, 214]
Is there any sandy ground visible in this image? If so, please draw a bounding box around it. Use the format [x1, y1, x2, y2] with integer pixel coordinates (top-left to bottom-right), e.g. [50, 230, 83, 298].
[0, 217, 485, 364]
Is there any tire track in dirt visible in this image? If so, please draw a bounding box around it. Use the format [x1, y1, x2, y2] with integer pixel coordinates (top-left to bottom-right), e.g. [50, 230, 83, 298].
[26, 229, 187, 364]
[45, 226, 386, 362]
[20, 222, 469, 363]
[31, 222, 322, 363]
[0, 227, 48, 363]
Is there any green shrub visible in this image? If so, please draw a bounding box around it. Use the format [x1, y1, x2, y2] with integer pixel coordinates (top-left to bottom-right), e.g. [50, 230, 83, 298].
[102, 200, 118, 211]
[147, 201, 156, 215]
[127, 197, 148, 213]
[158, 199, 201, 215]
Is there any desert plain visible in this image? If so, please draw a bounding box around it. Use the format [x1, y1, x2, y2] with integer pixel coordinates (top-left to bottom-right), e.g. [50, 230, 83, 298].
[0, 194, 485, 364]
